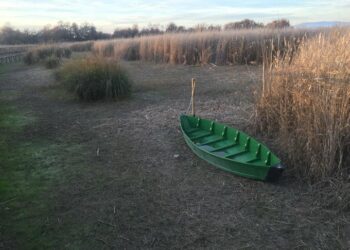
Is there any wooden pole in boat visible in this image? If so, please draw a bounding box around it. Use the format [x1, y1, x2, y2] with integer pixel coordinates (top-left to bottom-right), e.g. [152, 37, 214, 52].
[191, 78, 196, 116]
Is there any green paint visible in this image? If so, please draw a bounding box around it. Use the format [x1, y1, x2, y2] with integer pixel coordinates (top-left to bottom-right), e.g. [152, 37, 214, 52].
[180, 115, 284, 181]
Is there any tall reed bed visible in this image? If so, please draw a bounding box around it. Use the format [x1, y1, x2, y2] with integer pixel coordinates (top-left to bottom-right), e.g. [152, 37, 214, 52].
[93, 29, 312, 65]
[255, 29, 350, 181]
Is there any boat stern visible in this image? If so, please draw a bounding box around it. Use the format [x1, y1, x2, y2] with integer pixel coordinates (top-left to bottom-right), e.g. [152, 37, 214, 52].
[265, 164, 285, 182]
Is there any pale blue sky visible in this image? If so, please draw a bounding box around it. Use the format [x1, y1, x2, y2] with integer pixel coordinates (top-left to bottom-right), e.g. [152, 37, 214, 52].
[1, 0, 350, 32]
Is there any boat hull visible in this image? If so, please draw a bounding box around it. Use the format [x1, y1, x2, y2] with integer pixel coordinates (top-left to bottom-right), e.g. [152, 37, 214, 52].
[180, 115, 284, 181]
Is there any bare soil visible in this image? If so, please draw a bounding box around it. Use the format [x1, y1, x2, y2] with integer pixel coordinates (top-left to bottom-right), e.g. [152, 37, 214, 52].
[0, 61, 349, 249]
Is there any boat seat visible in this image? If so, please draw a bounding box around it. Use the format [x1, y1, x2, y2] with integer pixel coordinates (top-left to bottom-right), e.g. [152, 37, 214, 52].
[209, 143, 236, 152]
[198, 136, 224, 146]
[212, 145, 243, 158]
[212, 151, 227, 157]
[190, 131, 212, 140]
[187, 128, 201, 134]
[233, 153, 257, 163]
[225, 149, 247, 159]
[199, 145, 216, 151]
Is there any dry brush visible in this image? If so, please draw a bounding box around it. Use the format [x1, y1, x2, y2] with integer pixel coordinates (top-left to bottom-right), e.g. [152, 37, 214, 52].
[255, 28, 350, 181]
[92, 29, 312, 65]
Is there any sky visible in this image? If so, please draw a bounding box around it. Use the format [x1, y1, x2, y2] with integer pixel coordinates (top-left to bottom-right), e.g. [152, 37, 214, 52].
[1, 0, 350, 32]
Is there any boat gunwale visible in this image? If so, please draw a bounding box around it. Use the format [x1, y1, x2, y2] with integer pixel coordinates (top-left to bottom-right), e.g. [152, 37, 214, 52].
[180, 114, 281, 168]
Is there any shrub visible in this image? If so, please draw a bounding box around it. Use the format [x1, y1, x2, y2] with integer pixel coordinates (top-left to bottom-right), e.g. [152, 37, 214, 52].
[45, 56, 60, 69]
[23, 51, 37, 65]
[255, 29, 350, 181]
[57, 57, 132, 101]
[64, 48, 72, 58]
[70, 41, 93, 52]
[54, 47, 72, 58]
[102, 43, 114, 57]
[36, 46, 55, 60]
[23, 46, 72, 65]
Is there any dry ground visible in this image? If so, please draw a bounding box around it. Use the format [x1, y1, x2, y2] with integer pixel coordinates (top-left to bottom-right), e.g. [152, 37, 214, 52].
[0, 61, 349, 249]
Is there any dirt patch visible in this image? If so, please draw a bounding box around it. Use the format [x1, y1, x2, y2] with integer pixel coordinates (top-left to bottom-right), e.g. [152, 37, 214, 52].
[0, 61, 349, 249]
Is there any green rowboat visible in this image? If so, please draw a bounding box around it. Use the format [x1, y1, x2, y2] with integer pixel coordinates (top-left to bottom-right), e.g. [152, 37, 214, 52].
[180, 114, 284, 181]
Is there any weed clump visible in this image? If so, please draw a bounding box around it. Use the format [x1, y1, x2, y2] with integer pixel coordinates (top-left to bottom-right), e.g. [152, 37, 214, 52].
[45, 56, 60, 69]
[69, 41, 93, 52]
[23, 45, 72, 65]
[23, 51, 37, 65]
[55, 47, 72, 58]
[57, 57, 132, 101]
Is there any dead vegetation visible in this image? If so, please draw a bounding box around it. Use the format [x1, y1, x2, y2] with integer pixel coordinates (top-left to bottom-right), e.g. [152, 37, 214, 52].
[92, 28, 314, 65]
[255, 28, 350, 181]
[22, 41, 93, 65]
[0, 44, 35, 56]
[69, 41, 93, 52]
[23, 45, 72, 65]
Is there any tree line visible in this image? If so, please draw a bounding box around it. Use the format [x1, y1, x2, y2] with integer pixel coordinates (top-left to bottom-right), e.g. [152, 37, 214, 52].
[0, 19, 290, 44]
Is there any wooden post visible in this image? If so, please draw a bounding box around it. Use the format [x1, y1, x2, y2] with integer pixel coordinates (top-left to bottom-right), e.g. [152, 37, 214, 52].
[191, 78, 196, 116]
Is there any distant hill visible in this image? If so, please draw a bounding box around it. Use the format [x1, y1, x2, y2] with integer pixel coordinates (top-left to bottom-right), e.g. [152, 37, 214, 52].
[295, 21, 350, 28]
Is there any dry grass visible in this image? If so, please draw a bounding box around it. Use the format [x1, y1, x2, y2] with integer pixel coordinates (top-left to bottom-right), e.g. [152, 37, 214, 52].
[93, 28, 313, 65]
[0, 44, 35, 56]
[22, 41, 93, 65]
[57, 56, 132, 101]
[23, 45, 71, 65]
[44, 56, 60, 69]
[69, 41, 93, 52]
[255, 28, 350, 181]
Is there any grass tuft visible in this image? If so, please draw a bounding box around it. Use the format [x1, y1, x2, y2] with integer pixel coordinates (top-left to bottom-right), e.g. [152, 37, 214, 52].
[44, 56, 60, 69]
[57, 57, 132, 101]
[23, 51, 37, 65]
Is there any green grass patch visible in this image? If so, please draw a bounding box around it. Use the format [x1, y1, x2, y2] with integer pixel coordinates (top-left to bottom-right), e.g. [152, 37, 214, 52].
[0, 101, 91, 248]
[0, 63, 25, 77]
[0, 63, 9, 75]
[0, 104, 35, 132]
[0, 90, 20, 101]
